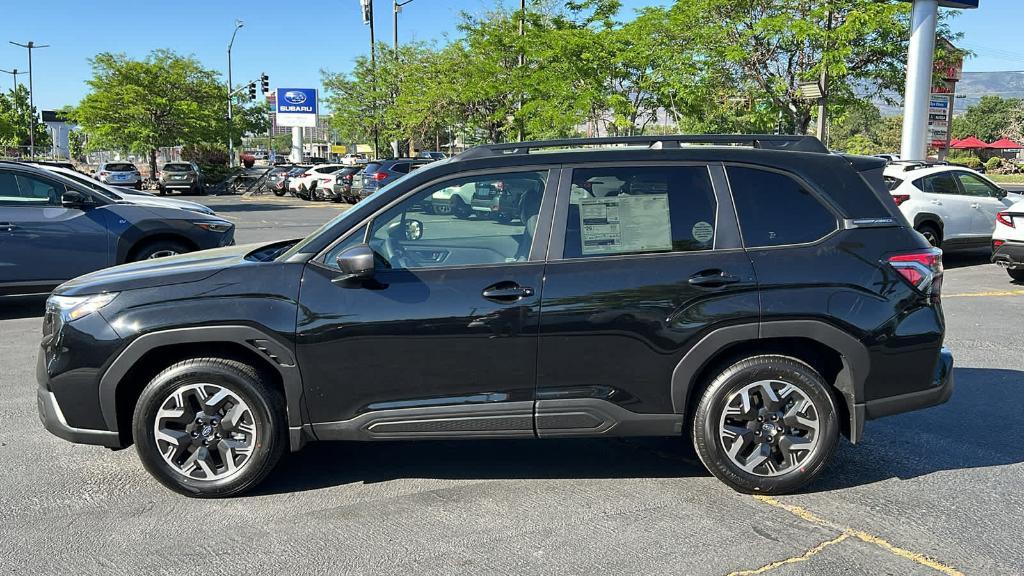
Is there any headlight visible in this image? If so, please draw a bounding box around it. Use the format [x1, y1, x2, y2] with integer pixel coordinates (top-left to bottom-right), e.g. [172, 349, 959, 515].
[193, 220, 233, 233]
[47, 292, 119, 322]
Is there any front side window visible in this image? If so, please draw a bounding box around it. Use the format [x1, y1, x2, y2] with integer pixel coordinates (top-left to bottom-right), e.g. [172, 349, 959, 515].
[0, 172, 63, 207]
[729, 166, 837, 248]
[955, 172, 1000, 197]
[561, 166, 717, 259]
[368, 170, 548, 270]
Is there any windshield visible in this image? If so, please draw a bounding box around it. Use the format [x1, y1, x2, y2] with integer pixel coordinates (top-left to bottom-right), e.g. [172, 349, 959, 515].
[279, 160, 450, 260]
[105, 163, 136, 172]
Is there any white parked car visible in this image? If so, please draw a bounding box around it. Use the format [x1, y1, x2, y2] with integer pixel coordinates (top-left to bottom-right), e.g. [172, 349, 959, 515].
[340, 153, 368, 166]
[33, 164, 216, 216]
[884, 162, 1018, 250]
[93, 161, 142, 190]
[992, 200, 1024, 282]
[288, 164, 346, 197]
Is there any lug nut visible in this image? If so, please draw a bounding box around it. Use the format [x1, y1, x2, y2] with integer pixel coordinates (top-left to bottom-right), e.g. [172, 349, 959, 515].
[191, 431, 199, 437]
[757, 416, 763, 422]
[203, 440, 208, 446]
[211, 419, 218, 426]
[754, 431, 761, 436]
[215, 433, 221, 439]
[771, 415, 778, 421]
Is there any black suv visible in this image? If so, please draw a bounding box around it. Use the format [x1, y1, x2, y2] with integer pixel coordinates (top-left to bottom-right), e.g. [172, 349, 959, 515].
[37, 135, 952, 497]
[359, 158, 432, 198]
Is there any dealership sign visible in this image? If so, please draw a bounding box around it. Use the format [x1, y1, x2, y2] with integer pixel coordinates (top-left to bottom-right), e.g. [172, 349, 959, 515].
[276, 88, 318, 127]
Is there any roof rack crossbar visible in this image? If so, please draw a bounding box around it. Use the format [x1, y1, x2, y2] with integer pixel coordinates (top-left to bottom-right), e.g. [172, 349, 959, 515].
[457, 134, 828, 159]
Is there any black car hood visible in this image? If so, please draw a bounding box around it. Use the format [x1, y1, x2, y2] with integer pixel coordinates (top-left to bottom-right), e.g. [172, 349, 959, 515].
[55, 242, 265, 296]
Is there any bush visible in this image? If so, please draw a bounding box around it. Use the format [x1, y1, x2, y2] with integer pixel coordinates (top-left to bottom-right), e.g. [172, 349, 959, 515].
[182, 143, 231, 183]
[955, 156, 982, 169]
[240, 153, 255, 168]
[985, 156, 1003, 171]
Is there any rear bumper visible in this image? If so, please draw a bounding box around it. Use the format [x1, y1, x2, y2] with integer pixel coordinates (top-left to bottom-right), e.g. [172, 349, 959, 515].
[37, 385, 123, 448]
[863, 347, 954, 421]
[992, 240, 1024, 269]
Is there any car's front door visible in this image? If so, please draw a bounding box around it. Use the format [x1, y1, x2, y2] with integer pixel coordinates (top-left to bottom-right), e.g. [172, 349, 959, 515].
[533, 163, 759, 435]
[953, 171, 1014, 237]
[0, 169, 110, 290]
[916, 172, 973, 240]
[295, 167, 556, 438]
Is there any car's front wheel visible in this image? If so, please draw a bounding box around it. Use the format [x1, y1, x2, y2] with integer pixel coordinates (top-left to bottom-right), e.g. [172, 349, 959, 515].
[129, 239, 191, 261]
[692, 355, 839, 494]
[132, 358, 286, 498]
[916, 223, 942, 248]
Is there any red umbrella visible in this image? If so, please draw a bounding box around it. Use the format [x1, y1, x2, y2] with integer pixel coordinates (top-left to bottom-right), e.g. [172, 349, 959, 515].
[951, 136, 989, 149]
[988, 137, 1023, 150]
[949, 137, 961, 147]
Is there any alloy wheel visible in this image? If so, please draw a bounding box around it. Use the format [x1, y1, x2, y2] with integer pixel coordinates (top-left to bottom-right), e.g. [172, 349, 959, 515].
[147, 250, 180, 259]
[718, 380, 820, 477]
[153, 383, 258, 481]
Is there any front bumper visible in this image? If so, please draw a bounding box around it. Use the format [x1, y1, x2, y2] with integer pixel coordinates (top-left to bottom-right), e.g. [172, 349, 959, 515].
[992, 240, 1024, 270]
[37, 385, 122, 448]
[863, 347, 954, 421]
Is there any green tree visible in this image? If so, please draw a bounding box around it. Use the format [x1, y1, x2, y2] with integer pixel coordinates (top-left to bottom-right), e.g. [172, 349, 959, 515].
[952, 95, 1020, 142]
[73, 49, 227, 176]
[0, 85, 51, 155]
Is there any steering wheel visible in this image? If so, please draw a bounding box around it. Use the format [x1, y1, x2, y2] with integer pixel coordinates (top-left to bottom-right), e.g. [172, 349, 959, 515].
[384, 235, 410, 269]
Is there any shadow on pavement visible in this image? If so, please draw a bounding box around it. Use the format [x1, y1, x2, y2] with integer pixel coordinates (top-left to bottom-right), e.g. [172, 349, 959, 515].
[257, 367, 1023, 496]
[0, 296, 46, 320]
[942, 249, 991, 270]
[807, 367, 1024, 492]
[255, 436, 705, 496]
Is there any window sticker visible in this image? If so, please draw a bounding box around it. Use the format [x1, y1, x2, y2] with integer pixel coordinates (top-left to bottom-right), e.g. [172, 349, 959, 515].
[691, 221, 714, 243]
[579, 194, 672, 255]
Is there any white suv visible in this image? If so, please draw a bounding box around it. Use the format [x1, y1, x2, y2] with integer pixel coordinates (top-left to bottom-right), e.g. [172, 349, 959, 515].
[992, 202, 1024, 282]
[884, 163, 1018, 250]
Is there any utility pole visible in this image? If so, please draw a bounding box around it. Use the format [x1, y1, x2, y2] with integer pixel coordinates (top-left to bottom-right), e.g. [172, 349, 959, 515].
[517, 0, 525, 141]
[392, 0, 415, 157]
[10, 41, 49, 159]
[227, 20, 244, 167]
[816, 8, 833, 147]
[361, 0, 379, 159]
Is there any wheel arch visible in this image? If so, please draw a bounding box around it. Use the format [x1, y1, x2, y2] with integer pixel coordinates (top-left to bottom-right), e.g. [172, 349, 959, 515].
[913, 213, 944, 233]
[120, 232, 199, 263]
[99, 326, 308, 451]
[670, 321, 869, 443]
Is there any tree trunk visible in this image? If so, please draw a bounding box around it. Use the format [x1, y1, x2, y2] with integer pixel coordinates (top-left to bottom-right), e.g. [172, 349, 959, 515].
[149, 149, 158, 181]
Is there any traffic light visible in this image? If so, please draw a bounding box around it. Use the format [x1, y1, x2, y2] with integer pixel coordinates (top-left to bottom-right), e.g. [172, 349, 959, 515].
[260, 73, 269, 94]
[248, 81, 257, 101]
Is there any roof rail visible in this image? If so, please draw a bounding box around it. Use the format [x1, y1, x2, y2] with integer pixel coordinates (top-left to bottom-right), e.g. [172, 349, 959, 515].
[456, 134, 829, 160]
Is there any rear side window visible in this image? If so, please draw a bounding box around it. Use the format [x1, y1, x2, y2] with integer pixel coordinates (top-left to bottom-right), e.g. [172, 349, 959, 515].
[363, 162, 381, 174]
[916, 173, 958, 195]
[391, 163, 411, 174]
[884, 176, 903, 191]
[561, 165, 717, 258]
[729, 166, 837, 248]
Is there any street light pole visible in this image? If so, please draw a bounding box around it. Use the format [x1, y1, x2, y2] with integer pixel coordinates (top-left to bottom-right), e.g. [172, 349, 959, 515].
[0, 68, 21, 92]
[392, 0, 415, 157]
[10, 41, 49, 159]
[227, 20, 244, 168]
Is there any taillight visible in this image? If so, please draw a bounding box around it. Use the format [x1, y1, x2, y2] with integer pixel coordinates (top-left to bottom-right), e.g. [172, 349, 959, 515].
[373, 172, 388, 181]
[888, 248, 943, 302]
[996, 211, 1015, 228]
[99, 171, 109, 177]
[994, 240, 1005, 248]
[891, 194, 911, 206]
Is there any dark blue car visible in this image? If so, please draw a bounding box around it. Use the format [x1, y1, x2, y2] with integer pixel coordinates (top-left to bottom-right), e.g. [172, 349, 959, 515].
[0, 162, 235, 296]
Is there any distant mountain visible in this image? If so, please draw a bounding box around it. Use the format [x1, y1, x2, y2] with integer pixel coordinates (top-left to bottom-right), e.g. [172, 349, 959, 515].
[877, 71, 1024, 116]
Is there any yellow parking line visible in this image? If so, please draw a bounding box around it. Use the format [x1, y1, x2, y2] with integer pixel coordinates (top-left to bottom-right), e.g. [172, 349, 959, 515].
[751, 496, 963, 576]
[943, 289, 1024, 298]
[726, 533, 849, 576]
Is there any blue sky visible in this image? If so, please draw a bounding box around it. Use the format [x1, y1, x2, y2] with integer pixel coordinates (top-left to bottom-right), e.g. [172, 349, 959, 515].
[0, 0, 1020, 112]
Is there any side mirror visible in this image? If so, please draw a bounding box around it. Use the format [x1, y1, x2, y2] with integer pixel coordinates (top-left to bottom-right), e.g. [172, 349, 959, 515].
[333, 244, 375, 284]
[61, 190, 90, 208]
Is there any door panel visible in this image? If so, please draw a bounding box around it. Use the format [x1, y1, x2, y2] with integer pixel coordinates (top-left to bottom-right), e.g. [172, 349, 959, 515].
[536, 164, 758, 419]
[917, 173, 971, 238]
[295, 168, 556, 426]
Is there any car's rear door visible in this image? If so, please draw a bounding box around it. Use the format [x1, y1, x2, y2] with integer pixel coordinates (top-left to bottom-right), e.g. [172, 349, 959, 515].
[916, 172, 972, 240]
[0, 169, 110, 288]
[534, 162, 758, 435]
[295, 166, 558, 437]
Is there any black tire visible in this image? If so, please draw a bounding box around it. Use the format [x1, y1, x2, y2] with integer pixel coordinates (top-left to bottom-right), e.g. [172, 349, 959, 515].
[692, 355, 839, 495]
[129, 239, 192, 262]
[452, 197, 471, 219]
[916, 223, 942, 248]
[1009, 268, 1024, 283]
[273, 188, 286, 197]
[157, 186, 166, 196]
[132, 358, 287, 498]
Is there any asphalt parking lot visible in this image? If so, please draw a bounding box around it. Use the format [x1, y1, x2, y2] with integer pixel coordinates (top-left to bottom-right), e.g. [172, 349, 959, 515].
[2, 194, 1022, 575]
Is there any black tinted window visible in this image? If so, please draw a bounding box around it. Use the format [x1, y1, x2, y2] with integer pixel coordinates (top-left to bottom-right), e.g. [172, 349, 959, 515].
[917, 174, 958, 195]
[562, 166, 717, 258]
[363, 162, 381, 174]
[391, 163, 411, 174]
[105, 163, 136, 172]
[163, 163, 192, 171]
[729, 167, 837, 247]
[884, 176, 902, 191]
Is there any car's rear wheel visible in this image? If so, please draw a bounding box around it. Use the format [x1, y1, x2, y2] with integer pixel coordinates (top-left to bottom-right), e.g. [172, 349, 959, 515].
[1009, 268, 1024, 283]
[692, 355, 839, 494]
[916, 223, 942, 248]
[132, 358, 286, 498]
[129, 239, 191, 261]
[452, 197, 471, 219]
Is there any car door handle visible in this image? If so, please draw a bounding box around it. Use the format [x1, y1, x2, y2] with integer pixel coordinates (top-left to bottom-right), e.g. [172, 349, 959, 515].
[931, 200, 942, 205]
[0, 222, 15, 232]
[688, 270, 742, 288]
[482, 281, 534, 302]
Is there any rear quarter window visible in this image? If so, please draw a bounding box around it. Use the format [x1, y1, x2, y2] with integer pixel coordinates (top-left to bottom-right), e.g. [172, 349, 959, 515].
[728, 166, 838, 248]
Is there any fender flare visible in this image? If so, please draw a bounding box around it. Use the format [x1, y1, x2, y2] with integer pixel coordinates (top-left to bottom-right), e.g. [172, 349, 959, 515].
[913, 213, 944, 232]
[669, 320, 870, 443]
[98, 325, 305, 444]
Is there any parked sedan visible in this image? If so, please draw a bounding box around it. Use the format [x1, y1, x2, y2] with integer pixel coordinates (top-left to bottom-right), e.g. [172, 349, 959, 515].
[94, 162, 142, 190]
[31, 164, 216, 216]
[157, 162, 204, 195]
[0, 161, 234, 296]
